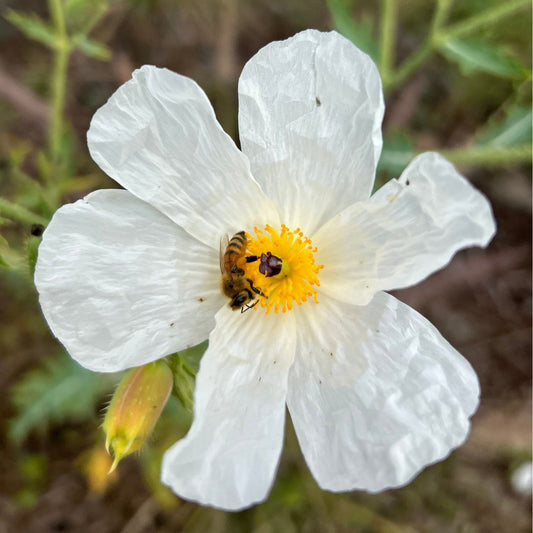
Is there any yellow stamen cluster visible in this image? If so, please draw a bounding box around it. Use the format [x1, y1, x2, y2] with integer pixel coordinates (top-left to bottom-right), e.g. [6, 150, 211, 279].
[244, 224, 323, 314]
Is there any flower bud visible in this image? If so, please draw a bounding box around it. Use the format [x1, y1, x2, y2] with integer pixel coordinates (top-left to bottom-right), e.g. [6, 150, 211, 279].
[103, 360, 173, 472]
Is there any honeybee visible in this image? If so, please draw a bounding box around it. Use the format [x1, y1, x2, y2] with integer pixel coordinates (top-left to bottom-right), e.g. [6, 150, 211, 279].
[220, 231, 262, 312]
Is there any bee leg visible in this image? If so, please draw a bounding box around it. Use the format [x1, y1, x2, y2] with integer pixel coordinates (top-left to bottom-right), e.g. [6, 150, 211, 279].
[245, 255, 258, 263]
[241, 299, 259, 313]
[247, 279, 265, 297]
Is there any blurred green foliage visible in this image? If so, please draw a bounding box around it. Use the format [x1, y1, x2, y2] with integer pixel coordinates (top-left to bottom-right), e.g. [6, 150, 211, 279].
[168, 342, 208, 412]
[6, 0, 110, 59]
[327, 0, 378, 59]
[9, 353, 115, 444]
[442, 37, 528, 79]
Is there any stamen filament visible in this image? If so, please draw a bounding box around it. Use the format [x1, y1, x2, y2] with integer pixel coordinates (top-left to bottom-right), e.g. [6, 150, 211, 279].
[244, 225, 323, 314]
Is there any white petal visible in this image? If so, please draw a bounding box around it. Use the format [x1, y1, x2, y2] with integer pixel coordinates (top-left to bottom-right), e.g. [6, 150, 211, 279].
[162, 306, 296, 511]
[291, 294, 369, 387]
[238, 29, 384, 235]
[35, 190, 223, 372]
[88, 66, 279, 249]
[314, 152, 496, 305]
[287, 292, 479, 493]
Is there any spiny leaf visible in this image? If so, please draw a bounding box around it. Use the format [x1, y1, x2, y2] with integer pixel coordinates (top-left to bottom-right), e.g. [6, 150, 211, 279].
[326, 0, 378, 60]
[9, 354, 114, 444]
[441, 37, 529, 79]
[72, 36, 111, 61]
[5, 10, 57, 49]
[475, 105, 532, 147]
[64, 0, 109, 35]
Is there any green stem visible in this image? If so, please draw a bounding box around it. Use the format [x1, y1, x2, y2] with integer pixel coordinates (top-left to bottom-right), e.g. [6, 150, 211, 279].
[379, 0, 397, 85]
[0, 197, 48, 226]
[384, 0, 445, 92]
[386, 42, 433, 90]
[48, 0, 69, 167]
[440, 144, 532, 166]
[443, 0, 531, 41]
[431, 0, 453, 35]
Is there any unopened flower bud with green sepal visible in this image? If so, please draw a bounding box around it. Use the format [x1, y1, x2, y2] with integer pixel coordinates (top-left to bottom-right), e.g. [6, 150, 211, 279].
[103, 360, 173, 472]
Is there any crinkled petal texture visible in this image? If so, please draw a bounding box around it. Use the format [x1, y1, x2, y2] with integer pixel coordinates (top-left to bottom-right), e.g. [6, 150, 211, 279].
[239, 29, 384, 235]
[35, 190, 223, 372]
[162, 307, 296, 511]
[287, 292, 479, 492]
[87, 65, 279, 249]
[315, 152, 496, 305]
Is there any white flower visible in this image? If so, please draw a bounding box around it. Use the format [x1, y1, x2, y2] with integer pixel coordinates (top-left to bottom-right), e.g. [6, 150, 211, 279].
[511, 462, 532, 496]
[35, 30, 496, 511]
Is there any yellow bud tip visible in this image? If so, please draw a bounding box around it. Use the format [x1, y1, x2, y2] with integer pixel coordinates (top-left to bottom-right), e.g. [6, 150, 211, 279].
[106, 434, 134, 474]
[108, 456, 120, 475]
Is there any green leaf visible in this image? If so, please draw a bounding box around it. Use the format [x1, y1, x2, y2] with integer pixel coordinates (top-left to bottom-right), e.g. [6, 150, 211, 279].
[64, 0, 109, 35]
[441, 38, 529, 79]
[326, 0, 378, 60]
[179, 340, 208, 374]
[167, 343, 208, 412]
[72, 35, 111, 61]
[9, 354, 114, 444]
[5, 10, 57, 49]
[475, 105, 532, 147]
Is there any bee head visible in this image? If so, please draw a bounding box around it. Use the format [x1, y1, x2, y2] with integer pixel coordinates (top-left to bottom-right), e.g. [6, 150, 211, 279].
[230, 290, 251, 310]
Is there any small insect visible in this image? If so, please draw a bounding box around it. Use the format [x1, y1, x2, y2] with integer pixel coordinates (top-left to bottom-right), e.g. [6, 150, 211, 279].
[220, 231, 263, 312]
[30, 223, 45, 237]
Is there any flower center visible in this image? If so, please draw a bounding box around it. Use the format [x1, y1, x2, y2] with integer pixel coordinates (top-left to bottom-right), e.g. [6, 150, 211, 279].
[242, 224, 323, 314]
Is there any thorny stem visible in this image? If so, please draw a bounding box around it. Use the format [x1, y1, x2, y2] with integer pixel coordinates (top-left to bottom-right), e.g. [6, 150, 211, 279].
[443, 0, 531, 41]
[386, 144, 532, 171]
[0, 197, 48, 226]
[386, 43, 433, 92]
[48, 0, 69, 170]
[379, 0, 397, 85]
[385, 0, 530, 91]
[430, 0, 453, 36]
[440, 144, 532, 166]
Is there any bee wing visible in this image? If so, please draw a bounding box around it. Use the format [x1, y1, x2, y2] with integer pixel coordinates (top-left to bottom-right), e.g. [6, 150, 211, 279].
[219, 234, 230, 274]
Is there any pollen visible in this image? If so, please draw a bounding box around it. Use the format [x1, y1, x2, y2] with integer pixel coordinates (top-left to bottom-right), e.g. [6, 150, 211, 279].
[243, 224, 323, 314]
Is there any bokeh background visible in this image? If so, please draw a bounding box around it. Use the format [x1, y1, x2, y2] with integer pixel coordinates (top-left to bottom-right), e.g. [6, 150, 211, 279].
[0, 0, 531, 531]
